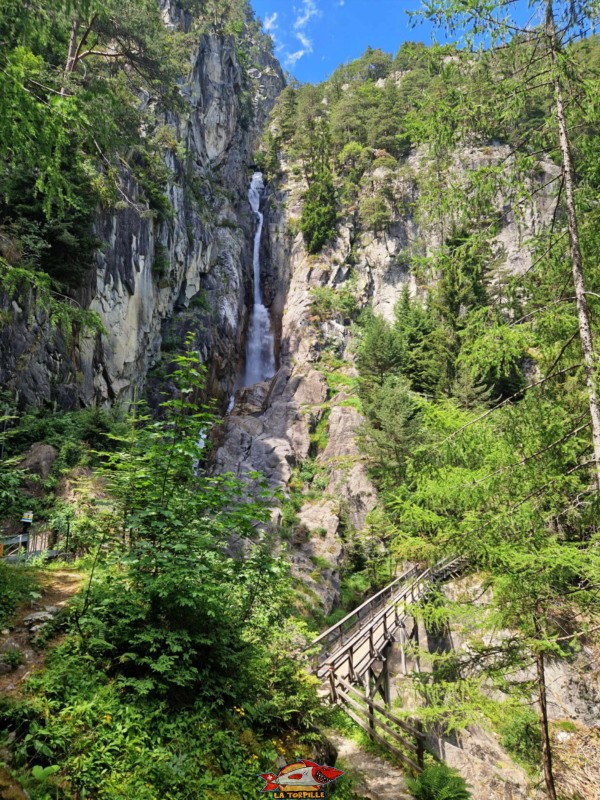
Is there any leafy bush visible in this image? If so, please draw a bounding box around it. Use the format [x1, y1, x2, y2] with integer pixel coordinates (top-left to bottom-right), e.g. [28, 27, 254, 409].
[498, 707, 542, 771]
[1, 647, 25, 670]
[407, 764, 472, 800]
[310, 286, 357, 324]
[3, 406, 123, 462]
[0, 345, 327, 799]
[0, 563, 39, 627]
[359, 193, 392, 232]
[339, 571, 371, 610]
[0, 643, 321, 800]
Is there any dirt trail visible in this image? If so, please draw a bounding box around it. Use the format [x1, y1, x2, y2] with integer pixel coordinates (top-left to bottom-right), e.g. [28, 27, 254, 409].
[0, 568, 84, 695]
[328, 731, 413, 800]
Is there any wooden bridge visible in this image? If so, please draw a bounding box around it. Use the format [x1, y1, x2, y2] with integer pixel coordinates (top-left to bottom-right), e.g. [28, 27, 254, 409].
[307, 557, 464, 773]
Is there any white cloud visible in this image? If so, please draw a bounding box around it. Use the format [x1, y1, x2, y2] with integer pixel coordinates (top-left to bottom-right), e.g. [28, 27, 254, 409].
[264, 12, 278, 32]
[293, 0, 321, 31]
[285, 49, 307, 68]
[281, 0, 322, 71]
[296, 31, 313, 52]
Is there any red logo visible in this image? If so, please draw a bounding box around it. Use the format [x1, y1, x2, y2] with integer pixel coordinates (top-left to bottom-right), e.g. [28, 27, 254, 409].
[259, 760, 344, 798]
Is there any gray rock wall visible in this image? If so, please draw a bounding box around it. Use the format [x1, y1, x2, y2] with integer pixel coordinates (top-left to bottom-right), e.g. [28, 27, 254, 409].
[0, 31, 284, 409]
[212, 140, 558, 613]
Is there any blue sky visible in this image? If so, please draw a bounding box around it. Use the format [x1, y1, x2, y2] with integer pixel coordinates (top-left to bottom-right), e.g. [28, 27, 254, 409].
[249, 0, 540, 83]
[250, 0, 448, 83]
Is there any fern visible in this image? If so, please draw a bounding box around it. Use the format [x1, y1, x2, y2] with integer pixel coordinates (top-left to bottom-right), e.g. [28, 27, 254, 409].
[407, 764, 472, 800]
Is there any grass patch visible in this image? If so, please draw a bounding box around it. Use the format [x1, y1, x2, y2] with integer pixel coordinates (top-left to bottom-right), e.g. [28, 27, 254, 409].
[0, 563, 40, 627]
[496, 705, 541, 774]
[553, 719, 578, 733]
[339, 397, 363, 411]
[310, 411, 331, 455]
[311, 555, 333, 571]
[324, 372, 357, 394]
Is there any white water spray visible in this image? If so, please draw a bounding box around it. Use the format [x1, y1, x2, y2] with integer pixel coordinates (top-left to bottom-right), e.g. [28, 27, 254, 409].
[241, 172, 276, 387]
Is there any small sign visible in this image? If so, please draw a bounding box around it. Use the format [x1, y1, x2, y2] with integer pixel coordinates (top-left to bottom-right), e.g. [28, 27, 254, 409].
[259, 761, 344, 798]
[21, 511, 34, 524]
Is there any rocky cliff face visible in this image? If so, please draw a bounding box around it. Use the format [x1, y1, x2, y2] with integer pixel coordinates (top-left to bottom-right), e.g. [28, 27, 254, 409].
[0, 27, 284, 409]
[213, 143, 557, 614]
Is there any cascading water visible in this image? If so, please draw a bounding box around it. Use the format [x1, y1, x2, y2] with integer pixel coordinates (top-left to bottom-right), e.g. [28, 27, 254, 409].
[240, 172, 276, 388]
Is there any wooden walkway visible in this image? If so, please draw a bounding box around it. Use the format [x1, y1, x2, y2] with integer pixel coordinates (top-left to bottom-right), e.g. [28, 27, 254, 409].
[307, 558, 464, 773]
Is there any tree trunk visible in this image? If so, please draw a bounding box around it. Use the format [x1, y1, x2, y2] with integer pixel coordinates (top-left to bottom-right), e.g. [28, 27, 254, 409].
[535, 647, 558, 800]
[60, 19, 80, 96]
[64, 19, 81, 76]
[546, 0, 600, 492]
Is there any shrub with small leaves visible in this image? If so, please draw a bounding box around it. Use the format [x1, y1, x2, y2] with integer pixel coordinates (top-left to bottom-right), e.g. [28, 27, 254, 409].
[1, 648, 25, 670]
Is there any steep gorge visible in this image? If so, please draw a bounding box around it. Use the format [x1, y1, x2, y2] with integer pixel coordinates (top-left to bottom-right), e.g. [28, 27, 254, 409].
[2, 10, 600, 800]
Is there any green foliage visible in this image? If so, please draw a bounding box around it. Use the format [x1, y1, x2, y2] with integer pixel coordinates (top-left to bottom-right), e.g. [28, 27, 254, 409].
[0, 344, 327, 799]
[31, 765, 60, 784]
[151, 243, 170, 279]
[339, 571, 371, 610]
[310, 410, 330, 455]
[0, 259, 102, 333]
[3, 404, 124, 462]
[310, 285, 357, 323]
[300, 169, 338, 254]
[356, 313, 404, 387]
[0, 563, 39, 627]
[359, 193, 393, 232]
[69, 350, 289, 700]
[1, 647, 25, 670]
[359, 377, 424, 487]
[407, 764, 472, 800]
[498, 707, 542, 772]
[1, 639, 322, 800]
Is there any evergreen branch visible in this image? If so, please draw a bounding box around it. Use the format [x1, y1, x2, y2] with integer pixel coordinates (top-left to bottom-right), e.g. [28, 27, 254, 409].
[27, 78, 69, 96]
[550, 487, 598, 524]
[555, 623, 600, 642]
[503, 455, 593, 517]
[469, 414, 590, 487]
[0, 66, 51, 108]
[544, 330, 579, 378]
[435, 364, 584, 446]
[509, 295, 576, 326]
[77, 49, 126, 60]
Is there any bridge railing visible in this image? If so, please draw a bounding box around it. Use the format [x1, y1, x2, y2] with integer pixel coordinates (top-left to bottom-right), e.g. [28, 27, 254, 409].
[333, 674, 426, 773]
[307, 564, 419, 658]
[305, 555, 466, 772]
[307, 556, 463, 672]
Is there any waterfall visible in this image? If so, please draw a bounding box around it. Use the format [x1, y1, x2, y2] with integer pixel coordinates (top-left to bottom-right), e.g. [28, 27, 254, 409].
[241, 172, 276, 387]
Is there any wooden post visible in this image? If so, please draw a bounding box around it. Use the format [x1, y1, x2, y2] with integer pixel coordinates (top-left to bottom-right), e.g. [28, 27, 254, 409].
[413, 618, 421, 674]
[329, 669, 337, 704]
[383, 657, 391, 708]
[399, 626, 407, 675]
[416, 719, 425, 772]
[348, 647, 355, 683]
[367, 669, 375, 740]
